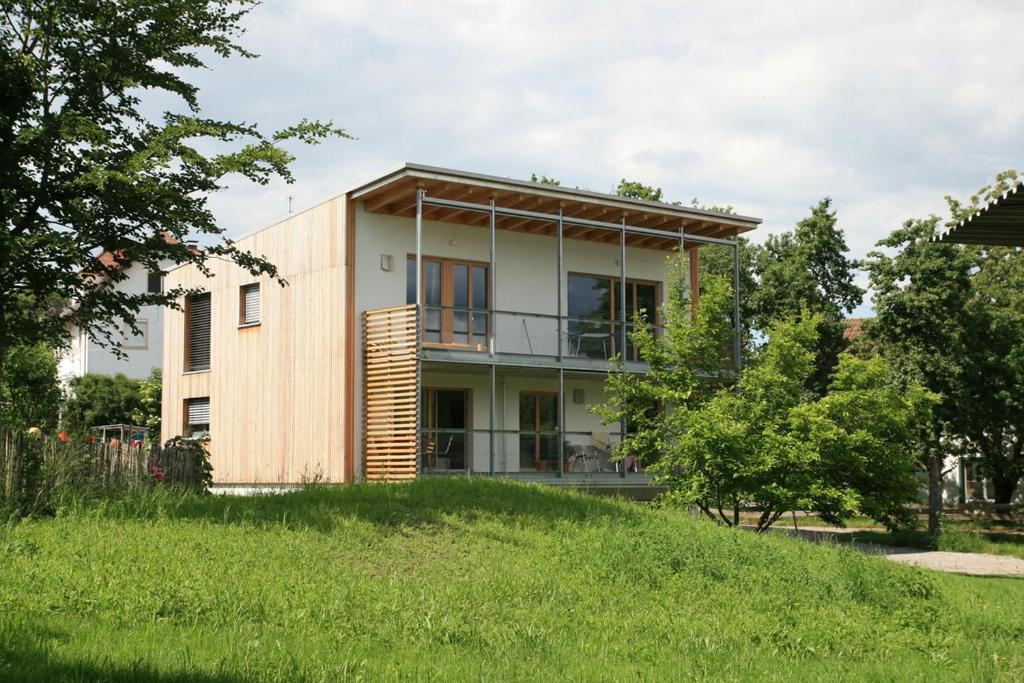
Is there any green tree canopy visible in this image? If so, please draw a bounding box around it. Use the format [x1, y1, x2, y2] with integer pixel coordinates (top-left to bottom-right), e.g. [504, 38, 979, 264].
[0, 343, 61, 432]
[865, 170, 1024, 512]
[596, 273, 931, 532]
[529, 173, 561, 186]
[750, 198, 863, 392]
[61, 373, 142, 435]
[0, 0, 348, 431]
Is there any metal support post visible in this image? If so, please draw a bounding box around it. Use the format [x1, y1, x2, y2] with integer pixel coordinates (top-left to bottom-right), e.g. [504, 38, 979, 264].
[415, 188, 424, 307]
[489, 197, 496, 355]
[732, 241, 742, 372]
[557, 208, 564, 361]
[619, 216, 627, 359]
[490, 363, 496, 476]
[558, 367, 565, 478]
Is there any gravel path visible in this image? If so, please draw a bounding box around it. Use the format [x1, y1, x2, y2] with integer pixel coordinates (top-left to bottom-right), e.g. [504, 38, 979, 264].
[771, 526, 1024, 577]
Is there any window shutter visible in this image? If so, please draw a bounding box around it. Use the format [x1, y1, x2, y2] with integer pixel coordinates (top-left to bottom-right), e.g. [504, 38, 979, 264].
[187, 397, 210, 425]
[242, 283, 261, 324]
[187, 292, 211, 371]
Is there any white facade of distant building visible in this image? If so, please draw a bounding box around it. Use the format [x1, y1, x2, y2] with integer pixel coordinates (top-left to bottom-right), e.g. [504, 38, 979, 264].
[59, 260, 171, 382]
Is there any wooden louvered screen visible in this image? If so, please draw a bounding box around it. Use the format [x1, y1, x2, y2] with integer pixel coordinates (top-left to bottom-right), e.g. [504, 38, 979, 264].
[363, 304, 420, 481]
[186, 292, 211, 371]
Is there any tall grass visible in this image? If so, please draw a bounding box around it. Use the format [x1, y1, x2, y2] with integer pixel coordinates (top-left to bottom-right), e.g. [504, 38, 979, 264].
[1, 478, 1022, 681]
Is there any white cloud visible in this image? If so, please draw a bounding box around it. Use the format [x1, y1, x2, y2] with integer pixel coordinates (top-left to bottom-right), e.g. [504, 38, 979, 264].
[184, 0, 1023, 311]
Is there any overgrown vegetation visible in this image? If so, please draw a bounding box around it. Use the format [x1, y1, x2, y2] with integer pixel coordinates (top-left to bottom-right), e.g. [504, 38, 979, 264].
[1, 432, 212, 519]
[61, 370, 161, 438]
[0, 479, 1020, 681]
[596, 268, 933, 532]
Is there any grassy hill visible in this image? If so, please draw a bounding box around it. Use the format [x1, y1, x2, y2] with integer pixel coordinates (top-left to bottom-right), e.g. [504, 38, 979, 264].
[1, 478, 1022, 681]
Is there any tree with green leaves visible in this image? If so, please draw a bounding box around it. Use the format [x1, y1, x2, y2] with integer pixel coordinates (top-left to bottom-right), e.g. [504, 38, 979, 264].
[866, 169, 1024, 529]
[0, 0, 348, 433]
[864, 217, 974, 536]
[696, 238, 759, 359]
[529, 173, 560, 186]
[61, 373, 144, 435]
[595, 273, 931, 532]
[615, 179, 664, 202]
[750, 198, 863, 393]
[130, 367, 162, 440]
[0, 342, 61, 432]
[947, 170, 1024, 506]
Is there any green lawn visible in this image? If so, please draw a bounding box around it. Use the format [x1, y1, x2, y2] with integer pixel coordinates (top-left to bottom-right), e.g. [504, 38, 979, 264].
[2, 479, 1023, 681]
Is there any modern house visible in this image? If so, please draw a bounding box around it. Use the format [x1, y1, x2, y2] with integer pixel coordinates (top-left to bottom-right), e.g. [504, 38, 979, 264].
[161, 164, 760, 484]
[59, 252, 172, 383]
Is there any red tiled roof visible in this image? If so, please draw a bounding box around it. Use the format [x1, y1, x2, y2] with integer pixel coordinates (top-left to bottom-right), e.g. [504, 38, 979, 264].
[843, 317, 870, 341]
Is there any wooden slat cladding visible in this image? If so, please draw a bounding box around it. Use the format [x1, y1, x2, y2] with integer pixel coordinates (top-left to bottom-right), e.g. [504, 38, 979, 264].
[363, 304, 420, 481]
[163, 197, 351, 484]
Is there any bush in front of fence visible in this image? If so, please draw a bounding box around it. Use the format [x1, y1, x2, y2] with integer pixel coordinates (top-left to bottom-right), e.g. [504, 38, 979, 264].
[1, 430, 213, 518]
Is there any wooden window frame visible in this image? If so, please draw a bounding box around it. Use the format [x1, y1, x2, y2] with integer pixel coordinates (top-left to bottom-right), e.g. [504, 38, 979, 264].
[238, 282, 261, 328]
[518, 390, 559, 471]
[407, 255, 490, 351]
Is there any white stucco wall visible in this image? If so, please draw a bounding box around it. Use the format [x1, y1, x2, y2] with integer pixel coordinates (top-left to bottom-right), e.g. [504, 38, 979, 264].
[58, 260, 170, 383]
[354, 204, 681, 478]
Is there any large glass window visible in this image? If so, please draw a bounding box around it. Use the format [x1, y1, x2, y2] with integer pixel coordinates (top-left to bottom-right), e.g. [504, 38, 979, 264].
[407, 257, 488, 348]
[519, 392, 559, 472]
[566, 274, 659, 360]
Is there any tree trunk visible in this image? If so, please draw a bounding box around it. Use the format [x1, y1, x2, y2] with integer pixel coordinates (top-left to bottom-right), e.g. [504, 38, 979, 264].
[927, 451, 943, 542]
[991, 471, 1020, 506]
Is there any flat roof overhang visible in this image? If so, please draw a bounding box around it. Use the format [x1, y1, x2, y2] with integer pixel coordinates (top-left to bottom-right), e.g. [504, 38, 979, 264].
[934, 181, 1024, 247]
[349, 163, 761, 251]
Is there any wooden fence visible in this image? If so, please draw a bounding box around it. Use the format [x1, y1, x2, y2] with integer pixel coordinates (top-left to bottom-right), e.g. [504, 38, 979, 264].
[2, 431, 207, 514]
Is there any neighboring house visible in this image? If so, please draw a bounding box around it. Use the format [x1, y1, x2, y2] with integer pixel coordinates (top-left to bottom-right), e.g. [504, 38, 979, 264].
[162, 164, 760, 484]
[59, 253, 172, 383]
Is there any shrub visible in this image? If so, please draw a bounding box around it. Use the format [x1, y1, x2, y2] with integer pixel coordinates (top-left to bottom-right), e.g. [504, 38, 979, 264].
[61, 373, 144, 435]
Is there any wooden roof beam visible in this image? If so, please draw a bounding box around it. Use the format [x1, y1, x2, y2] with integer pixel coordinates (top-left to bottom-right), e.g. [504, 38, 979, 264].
[363, 180, 417, 213]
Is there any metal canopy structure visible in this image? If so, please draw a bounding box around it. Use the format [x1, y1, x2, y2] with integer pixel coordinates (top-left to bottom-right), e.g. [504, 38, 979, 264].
[934, 181, 1024, 246]
[350, 162, 761, 248]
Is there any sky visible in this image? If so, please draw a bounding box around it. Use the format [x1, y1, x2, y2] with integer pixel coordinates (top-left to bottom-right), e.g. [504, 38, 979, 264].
[187, 0, 1024, 316]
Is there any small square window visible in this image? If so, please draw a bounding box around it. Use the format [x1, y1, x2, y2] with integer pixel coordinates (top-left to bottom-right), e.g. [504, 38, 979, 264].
[240, 283, 261, 326]
[123, 320, 148, 350]
[147, 272, 163, 294]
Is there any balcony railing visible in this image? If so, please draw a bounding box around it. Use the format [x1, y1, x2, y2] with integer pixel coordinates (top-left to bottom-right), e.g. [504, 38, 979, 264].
[419, 427, 650, 480]
[418, 304, 664, 363]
